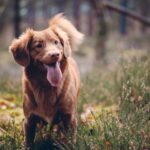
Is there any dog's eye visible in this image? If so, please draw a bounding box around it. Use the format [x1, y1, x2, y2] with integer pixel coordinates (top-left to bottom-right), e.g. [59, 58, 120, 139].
[54, 40, 59, 45]
[36, 43, 43, 48]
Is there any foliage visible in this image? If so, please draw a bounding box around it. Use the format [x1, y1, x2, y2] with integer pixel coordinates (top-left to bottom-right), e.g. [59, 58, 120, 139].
[0, 53, 150, 150]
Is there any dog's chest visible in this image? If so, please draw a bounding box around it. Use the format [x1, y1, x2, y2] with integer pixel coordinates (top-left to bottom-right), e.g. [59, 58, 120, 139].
[33, 87, 59, 123]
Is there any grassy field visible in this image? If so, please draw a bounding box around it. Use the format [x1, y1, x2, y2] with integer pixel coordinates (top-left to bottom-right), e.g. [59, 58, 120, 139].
[0, 50, 150, 150]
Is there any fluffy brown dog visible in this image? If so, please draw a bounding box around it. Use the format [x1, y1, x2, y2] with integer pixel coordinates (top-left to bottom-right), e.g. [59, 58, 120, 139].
[9, 14, 84, 147]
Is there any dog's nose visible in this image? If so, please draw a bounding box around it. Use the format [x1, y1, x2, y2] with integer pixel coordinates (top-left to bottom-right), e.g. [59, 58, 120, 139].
[50, 52, 60, 59]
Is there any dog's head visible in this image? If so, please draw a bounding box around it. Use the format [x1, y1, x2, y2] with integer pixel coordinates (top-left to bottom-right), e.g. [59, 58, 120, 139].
[9, 14, 84, 87]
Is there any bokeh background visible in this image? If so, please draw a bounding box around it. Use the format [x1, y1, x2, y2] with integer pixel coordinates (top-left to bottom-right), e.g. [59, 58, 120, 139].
[1, 0, 150, 78]
[0, 0, 150, 149]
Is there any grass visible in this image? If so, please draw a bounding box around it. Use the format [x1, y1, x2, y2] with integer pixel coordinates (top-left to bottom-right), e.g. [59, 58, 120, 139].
[0, 51, 150, 150]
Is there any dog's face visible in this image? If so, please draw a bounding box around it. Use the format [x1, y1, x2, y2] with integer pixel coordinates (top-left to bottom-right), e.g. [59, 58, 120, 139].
[9, 28, 72, 87]
[30, 29, 63, 65]
[9, 28, 71, 66]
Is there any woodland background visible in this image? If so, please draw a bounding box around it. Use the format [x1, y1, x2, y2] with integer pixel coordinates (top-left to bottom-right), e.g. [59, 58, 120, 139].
[0, 0, 150, 149]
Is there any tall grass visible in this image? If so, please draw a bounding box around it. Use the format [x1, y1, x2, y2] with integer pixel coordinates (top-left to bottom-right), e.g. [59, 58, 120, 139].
[0, 56, 150, 150]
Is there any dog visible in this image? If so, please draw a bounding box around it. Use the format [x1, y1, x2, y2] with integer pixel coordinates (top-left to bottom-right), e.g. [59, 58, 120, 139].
[9, 13, 84, 147]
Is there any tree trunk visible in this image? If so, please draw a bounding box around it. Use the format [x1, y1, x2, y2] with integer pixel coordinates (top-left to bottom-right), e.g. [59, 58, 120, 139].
[56, 0, 65, 13]
[14, 0, 21, 38]
[27, 0, 35, 28]
[87, 6, 94, 36]
[140, 0, 149, 33]
[119, 0, 128, 35]
[89, 0, 107, 62]
[73, 0, 80, 30]
[96, 10, 107, 61]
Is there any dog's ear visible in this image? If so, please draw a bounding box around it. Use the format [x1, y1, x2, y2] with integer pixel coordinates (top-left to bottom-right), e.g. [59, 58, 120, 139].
[9, 29, 33, 67]
[49, 13, 84, 51]
[53, 27, 71, 58]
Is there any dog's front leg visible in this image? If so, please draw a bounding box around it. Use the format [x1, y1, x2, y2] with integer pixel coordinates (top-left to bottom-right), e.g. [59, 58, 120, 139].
[62, 113, 77, 143]
[23, 116, 37, 148]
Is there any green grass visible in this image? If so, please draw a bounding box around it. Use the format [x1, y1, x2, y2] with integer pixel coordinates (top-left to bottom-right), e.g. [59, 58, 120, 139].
[0, 55, 150, 150]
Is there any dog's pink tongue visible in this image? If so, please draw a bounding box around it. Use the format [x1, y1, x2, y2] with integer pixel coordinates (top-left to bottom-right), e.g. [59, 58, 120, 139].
[47, 62, 62, 87]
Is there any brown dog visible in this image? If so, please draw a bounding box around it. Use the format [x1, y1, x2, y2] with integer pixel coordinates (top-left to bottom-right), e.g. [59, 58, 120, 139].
[9, 14, 84, 147]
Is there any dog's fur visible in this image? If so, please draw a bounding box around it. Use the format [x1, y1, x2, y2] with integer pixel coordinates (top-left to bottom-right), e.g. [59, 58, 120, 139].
[9, 14, 84, 147]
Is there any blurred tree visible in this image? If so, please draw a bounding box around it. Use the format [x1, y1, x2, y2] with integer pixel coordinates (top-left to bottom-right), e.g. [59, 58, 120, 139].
[87, 5, 94, 36]
[139, 0, 150, 33]
[55, 0, 65, 12]
[80, 1, 93, 36]
[14, 0, 21, 37]
[73, 0, 80, 30]
[89, 0, 107, 62]
[119, 0, 128, 34]
[27, 0, 35, 27]
[0, 0, 11, 31]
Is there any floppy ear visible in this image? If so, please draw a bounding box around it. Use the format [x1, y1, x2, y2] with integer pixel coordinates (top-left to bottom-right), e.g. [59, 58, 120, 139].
[49, 13, 84, 51]
[9, 29, 33, 67]
[53, 27, 71, 58]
